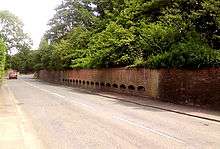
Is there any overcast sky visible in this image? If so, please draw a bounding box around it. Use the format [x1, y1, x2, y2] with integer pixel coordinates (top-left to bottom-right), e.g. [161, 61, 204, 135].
[0, 0, 61, 49]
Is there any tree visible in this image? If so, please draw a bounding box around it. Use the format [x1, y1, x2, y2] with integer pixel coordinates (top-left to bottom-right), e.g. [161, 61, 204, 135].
[46, 0, 98, 42]
[10, 48, 35, 73]
[32, 0, 220, 70]
[0, 10, 32, 54]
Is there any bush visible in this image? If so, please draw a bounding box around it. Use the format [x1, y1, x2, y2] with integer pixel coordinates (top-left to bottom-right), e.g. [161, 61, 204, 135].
[147, 32, 220, 68]
[138, 22, 179, 56]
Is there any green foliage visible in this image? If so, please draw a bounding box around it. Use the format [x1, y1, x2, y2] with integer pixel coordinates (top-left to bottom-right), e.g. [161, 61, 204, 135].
[46, 0, 98, 42]
[0, 10, 32, 53]
[0, 10, 32, 73]
[0, 40, 6, 80]
[44, 27, 91, 70]
[147, 32, 220, 68]
[31, 0, 220, 70]
[10, 49, 36, 73]
[72, 22, 135, 68]
[138, 22, 179, 56]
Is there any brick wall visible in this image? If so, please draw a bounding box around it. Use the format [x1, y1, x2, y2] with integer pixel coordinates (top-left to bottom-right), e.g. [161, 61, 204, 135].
[158, 68, 220, 108]
[61, 68, 159, 98]
[38, 68, 220, 109]
[39, 70, 62, 83]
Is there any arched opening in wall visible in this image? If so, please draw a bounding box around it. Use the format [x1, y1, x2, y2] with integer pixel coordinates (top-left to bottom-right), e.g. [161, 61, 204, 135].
[137, 86, 145, 92]
[76, 80, 78, 84]
[120, 84, 126, 90]
[95, 82, 99, 87]
[73, 79, 75, 83]
[128, 85, 135, 91]
[87, 81, 90, 85]
[79, 80, 82, 85]
[91, 82, 94, 86]
[100, 82, 105, 87]
[106, 83, 111, 88]
[83, 81, 85, 85]
[63, 79, 65, 82]
[113, 84, 118, 89]
[70, 79, 73, 83]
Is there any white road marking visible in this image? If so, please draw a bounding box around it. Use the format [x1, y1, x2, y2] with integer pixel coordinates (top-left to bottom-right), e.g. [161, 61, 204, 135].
[113, 116, 186, 144]
[23, 80, 95, 111]
[67, 92, 96, 110]
[50, 93, 65, 98]
[23, 81, 65, 98]
[70, 100, 96, 111]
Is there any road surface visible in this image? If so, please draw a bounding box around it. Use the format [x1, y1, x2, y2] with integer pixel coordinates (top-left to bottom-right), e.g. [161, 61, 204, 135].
[5, 75, 220, 149]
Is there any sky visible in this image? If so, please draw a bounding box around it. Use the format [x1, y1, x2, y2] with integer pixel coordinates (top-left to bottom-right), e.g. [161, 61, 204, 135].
[0, 0, 61, 49]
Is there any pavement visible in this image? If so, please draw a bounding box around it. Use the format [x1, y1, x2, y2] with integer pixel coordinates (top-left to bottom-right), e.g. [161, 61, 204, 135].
[0, 80, 43, 149]
[1, 75, 220, 149]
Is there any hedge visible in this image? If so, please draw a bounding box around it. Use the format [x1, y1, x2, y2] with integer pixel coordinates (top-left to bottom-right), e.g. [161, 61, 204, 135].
[0, 39, 6, 81]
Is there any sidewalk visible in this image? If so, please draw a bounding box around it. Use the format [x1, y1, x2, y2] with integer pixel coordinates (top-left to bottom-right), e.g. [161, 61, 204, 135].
[0, 83, 44, 149]
[0, 84, 25, 149]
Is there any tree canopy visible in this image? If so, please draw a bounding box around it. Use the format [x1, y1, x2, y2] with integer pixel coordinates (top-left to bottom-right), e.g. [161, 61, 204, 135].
[0, 10, 33, 73]
[0, 10, 32, 54]
[15, 0, 220, 71]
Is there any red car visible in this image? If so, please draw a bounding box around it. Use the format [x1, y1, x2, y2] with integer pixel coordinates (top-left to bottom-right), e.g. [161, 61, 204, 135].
[9, 71, 18, 79]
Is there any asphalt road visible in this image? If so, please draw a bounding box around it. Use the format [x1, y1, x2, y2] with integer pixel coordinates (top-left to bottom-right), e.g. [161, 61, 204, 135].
[6, 75, 220, 149]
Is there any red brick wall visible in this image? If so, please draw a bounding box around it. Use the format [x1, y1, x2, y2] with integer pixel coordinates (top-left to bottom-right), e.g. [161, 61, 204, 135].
[38, 68, 220, 109]
[39, 70, 62, 83]
[62, 68, 159, 98]
[158, 68, 220, 108]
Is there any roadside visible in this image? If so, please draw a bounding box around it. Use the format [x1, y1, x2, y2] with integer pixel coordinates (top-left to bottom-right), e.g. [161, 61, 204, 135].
[0, 80, 44, 149]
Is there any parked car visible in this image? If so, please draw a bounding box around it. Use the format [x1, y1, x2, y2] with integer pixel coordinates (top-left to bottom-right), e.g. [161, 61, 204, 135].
[9, 71, 18, 79]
